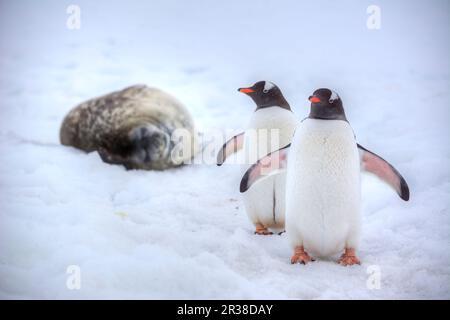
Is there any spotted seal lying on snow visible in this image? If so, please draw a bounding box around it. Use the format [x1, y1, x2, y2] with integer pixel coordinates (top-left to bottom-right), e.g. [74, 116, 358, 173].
[60, 84, 199, 170]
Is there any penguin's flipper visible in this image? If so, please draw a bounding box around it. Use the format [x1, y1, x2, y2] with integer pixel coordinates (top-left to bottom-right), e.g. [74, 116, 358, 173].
[357, 144, 409, 201]
[240, 144, 291, 193]
[216, 132, 245, 166]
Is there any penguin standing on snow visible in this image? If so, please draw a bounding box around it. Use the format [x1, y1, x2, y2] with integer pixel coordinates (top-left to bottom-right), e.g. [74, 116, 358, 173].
[217, 81, 298, 235]
[240, 88, 409, 265]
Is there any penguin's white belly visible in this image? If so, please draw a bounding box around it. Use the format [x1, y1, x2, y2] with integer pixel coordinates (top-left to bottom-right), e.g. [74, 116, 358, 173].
[286, 119, 361, 257]
[242, 107, 297, 231]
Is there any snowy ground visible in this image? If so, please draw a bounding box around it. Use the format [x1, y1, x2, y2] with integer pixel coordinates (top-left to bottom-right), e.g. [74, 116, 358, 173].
[0, 0, 449, 299]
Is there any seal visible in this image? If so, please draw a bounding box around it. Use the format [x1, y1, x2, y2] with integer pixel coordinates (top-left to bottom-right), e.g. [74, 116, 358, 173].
[60, 84, 199, 170]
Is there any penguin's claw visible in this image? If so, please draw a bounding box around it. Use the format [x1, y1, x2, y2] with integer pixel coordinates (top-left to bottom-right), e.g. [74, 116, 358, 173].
[338, 256, 360, 266]
[254, 229, 273, 235]
[291, 246, 314, 265]
[291, 253, 314, 264]
[254, 223, 273, 235]
[338, 248, 361, 266]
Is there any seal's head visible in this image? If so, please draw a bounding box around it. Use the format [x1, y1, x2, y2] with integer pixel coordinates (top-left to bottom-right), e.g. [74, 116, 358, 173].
[128, 124, 171, 169]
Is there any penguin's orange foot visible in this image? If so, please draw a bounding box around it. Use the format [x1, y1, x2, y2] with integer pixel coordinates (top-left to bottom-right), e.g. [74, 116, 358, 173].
[254, 223, 273, 235]
[291, 246, 314, 265]
[338, 248, 361, 266]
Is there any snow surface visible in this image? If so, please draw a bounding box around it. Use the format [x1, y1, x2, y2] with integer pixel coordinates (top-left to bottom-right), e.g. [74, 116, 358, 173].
[0, 0, 449, 299]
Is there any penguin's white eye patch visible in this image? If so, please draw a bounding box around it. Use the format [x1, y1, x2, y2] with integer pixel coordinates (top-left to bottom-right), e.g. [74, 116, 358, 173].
[263, 81, 275, 93]
[329, 90, 339, 103]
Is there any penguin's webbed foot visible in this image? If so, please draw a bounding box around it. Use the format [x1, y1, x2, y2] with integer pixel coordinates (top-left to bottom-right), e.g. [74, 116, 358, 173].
[254, 223, 273, 235]
[291, 246, 315, 265]
[338, 248, 361, 266]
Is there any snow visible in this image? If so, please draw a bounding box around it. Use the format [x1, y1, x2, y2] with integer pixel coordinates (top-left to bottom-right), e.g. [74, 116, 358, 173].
[0, 0, 449, 299]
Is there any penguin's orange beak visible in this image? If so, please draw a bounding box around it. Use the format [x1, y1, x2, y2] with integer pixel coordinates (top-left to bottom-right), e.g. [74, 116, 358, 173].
[238, 88, 255, 94]
[308, 95, 321, 103]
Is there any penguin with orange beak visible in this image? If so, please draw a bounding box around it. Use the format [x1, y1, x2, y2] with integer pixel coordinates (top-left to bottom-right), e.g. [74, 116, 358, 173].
[217, 81, 298, 234]
[240, 88, 409, 265]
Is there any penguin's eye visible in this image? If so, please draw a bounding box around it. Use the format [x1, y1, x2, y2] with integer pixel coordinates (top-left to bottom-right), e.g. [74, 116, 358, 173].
[329, 98, 334, 104]
[263, 89, 269, 94]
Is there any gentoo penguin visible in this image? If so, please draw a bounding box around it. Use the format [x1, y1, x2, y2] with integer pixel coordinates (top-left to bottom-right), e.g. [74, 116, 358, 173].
[217, 81, 298, 235]
[240, 88, 409, 265]
[60, 84, 199, 170]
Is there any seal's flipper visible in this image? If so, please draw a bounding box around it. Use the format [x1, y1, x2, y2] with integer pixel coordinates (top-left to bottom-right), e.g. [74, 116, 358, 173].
[216, 132, 245, 166]
[98, 147, 129, 166]
[240, 144, 290, 193]
[358, 144, 409, 201]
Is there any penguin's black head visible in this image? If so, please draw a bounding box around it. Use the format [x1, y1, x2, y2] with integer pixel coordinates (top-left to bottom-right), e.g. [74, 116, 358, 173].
[238, 81, 291, 111]
[308, 88, 347, 121]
